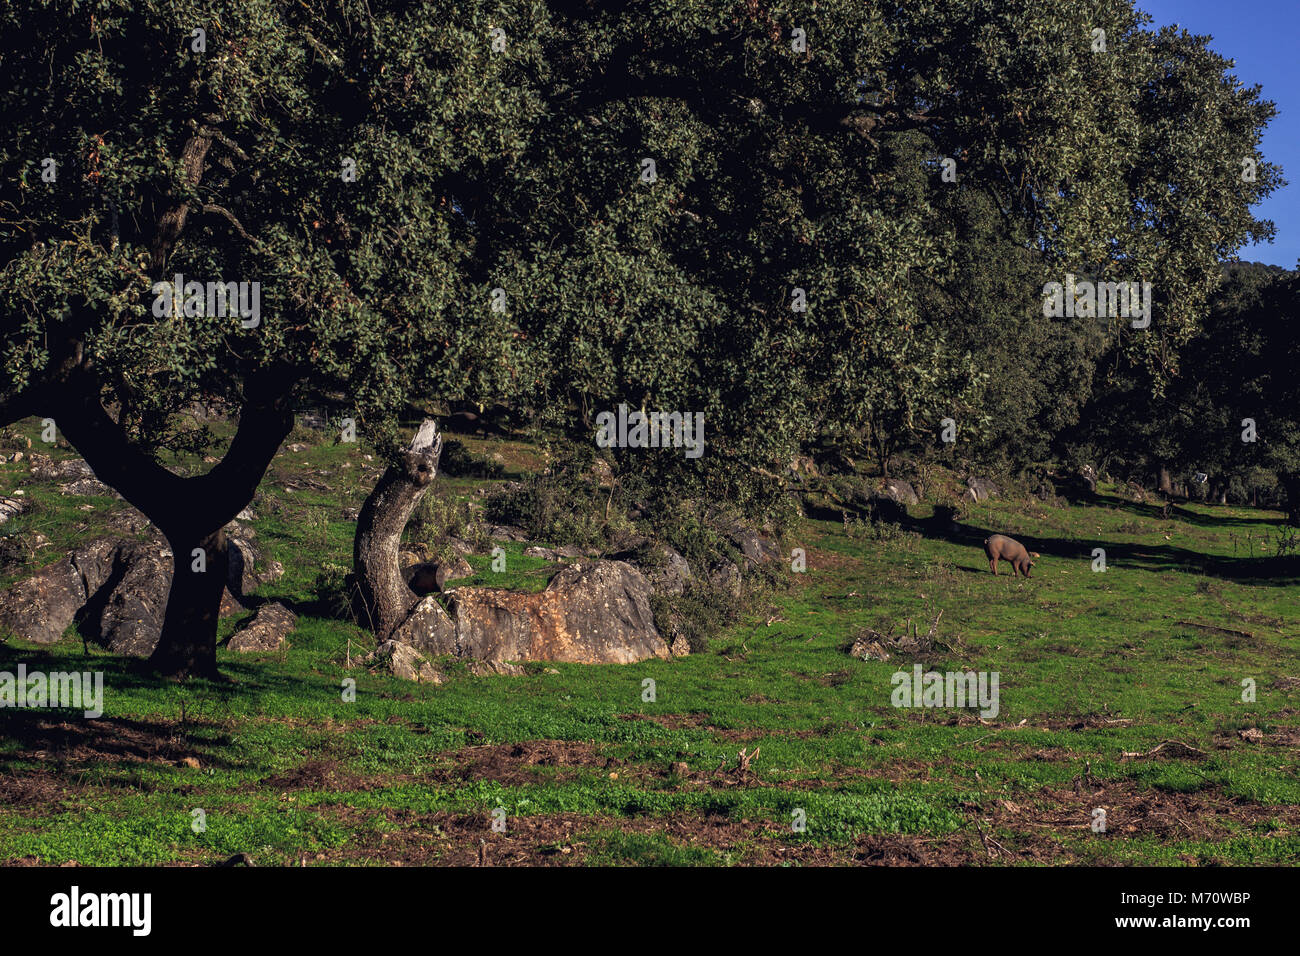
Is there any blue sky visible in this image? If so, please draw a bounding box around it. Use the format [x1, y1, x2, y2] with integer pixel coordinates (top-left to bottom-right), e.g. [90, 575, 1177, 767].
[1139, 0, 1298, 269]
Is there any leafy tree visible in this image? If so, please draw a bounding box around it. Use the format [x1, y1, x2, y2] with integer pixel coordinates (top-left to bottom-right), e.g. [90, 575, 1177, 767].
[0, 0, 541, 675]
[0, 0, 1282, 677]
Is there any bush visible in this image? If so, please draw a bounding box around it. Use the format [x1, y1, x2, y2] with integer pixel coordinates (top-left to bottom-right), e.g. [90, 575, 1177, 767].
[311, 562, 359, 622]
[650, 580, 745, 654]
[440, 438, 505, 479]
[406, 490, 490, 561]
[482, 441, 616, 547]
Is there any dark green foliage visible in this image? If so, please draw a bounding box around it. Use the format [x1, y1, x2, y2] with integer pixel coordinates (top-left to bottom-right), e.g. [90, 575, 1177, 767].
[438, 439, 506, 480]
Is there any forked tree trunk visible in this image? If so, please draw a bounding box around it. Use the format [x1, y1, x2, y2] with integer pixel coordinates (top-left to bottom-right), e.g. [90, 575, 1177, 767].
[354, 420, 443, 637]
[150, 529, 229, 678]
[52, 370, 293, 679]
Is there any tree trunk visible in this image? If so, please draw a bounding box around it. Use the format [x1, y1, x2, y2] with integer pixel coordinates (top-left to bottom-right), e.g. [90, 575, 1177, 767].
[52, 369, 294, 678]
[354, 420, 443, 637]
[149, 529, 229, 678]
[1157, 465, 1173, 495]
[1283, 473, 1300, 527]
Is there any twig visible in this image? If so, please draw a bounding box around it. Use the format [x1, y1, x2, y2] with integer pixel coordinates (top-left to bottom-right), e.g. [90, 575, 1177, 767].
[1120, 740, 1207, 760]
[1175, 619, 1254, 640]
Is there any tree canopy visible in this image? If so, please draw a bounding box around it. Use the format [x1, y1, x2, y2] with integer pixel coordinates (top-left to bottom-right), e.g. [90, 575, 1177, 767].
[0, 0, 1281, 675]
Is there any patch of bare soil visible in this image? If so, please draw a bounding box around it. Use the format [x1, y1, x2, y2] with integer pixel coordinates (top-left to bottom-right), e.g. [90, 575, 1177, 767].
[425, 739, 612, 786]
[617, 711, 716, 731]
[0, 769, 78, 807]
[805, 546, 866, 573]
[306, 769, 1300, 867]
[0, 712, 214, 770]
[956, 777, 1300, 864]
[260, 758, 377, 794]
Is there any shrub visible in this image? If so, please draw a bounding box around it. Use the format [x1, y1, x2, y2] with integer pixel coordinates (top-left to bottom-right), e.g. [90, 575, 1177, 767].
[440, 438, 505, 479]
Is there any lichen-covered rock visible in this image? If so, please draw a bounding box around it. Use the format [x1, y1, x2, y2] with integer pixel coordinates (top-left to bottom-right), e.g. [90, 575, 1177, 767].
[392, 595, 458, 654]
[367, 640, 443, 683]
[0, 555, 87, 644]
[29, 455, 94, 483]
[437, 560, 669, 664]
[95, 543, 171, 656]
[0, 537, 120, 644]
[228, 602, 296, 652]
[60, 477, 114, 497]
[966, 477, 999, 502]
[882, 479, 919, 506]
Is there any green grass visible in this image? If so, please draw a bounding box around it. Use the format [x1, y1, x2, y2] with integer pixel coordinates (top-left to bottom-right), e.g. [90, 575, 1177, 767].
[1, 427, 1298, 865]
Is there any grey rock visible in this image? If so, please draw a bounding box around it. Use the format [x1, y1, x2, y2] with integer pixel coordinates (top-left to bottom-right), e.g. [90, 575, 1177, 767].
[966, 477, 999, 502]
[29, 456, 94, 483]
[228, 602, 296, 652]
[882, 479, 919, 506]
[708, 559, 742, 599]
[393, 595, 459, 654]
[0, 496, 25, 525]
[367, 640, 443, 683]
[60, 477, 114, 497]
[96, 543, 171, 656]
[717, 517, 779, 569]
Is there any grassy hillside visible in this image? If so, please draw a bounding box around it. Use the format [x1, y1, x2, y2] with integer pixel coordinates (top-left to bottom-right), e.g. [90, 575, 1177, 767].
[1, 426, 1298, 866]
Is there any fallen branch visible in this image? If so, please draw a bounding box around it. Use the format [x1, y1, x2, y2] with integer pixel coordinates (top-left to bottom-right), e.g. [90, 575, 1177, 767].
[1120, 740, 1207, 760]
[1175, 619, 1255, 640]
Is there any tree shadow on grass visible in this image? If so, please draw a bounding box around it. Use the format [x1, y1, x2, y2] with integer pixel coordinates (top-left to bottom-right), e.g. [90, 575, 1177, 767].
[1087, 491, 1287, 531]
[940, 518, 1300, 588]
[0, 642, 350, 788]
[822, 494, 1300, 588]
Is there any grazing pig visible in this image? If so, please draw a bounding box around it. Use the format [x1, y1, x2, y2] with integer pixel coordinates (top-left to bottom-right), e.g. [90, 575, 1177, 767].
[983, 534, 1040, 577]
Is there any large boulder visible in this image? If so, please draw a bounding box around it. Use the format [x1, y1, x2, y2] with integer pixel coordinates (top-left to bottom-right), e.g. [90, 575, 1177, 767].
[716, 517, 780, 569]
[367, 640, 444, 683]
[94, 543, 171, 656]
[0, 538, 121, 644]
[0, 556, 89, 644]
[227, 602, 297, 652]
[436, 560, 669, 665]
[643, 545, 693, 598]
[0, 529, 281, 655]
[965, 477, 999, 502]
[882, 479, 919, 506]
[607, 543, 693, 598]
[392, 594, 459, 653]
